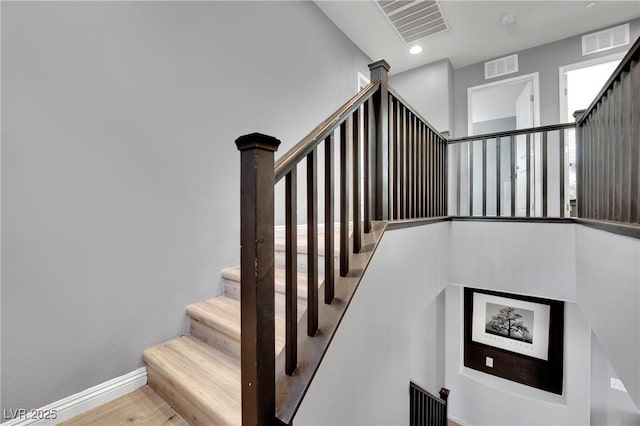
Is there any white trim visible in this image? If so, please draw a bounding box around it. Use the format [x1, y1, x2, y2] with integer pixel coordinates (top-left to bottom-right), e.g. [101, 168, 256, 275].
[558, 52, 624, 123]
[448, 415, 472, 426]
[357, 72, 370, 92]
[467, 72, 541, 136]
[2, 368, 147, 426]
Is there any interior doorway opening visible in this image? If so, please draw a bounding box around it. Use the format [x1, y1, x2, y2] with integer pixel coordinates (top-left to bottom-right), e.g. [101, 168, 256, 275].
[467, 73, 540, 216]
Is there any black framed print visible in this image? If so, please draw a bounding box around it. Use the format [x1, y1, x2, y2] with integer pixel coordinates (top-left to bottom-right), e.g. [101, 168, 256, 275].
[464, 287, 564, 395]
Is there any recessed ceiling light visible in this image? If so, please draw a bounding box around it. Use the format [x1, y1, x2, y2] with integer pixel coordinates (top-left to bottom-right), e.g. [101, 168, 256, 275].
[585, 1, 597, 8]
[409, 45, 423, 55]
[501, 14, 517, 26]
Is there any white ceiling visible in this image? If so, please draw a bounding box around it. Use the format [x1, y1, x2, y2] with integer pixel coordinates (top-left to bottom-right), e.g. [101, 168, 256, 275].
[315, 0, 640, 75]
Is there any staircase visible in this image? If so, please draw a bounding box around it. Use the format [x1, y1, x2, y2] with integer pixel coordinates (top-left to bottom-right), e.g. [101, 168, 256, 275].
[61, 229, 335, 425]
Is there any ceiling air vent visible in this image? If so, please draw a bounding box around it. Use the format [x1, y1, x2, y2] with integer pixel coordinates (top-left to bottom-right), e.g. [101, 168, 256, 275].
[582, 24, 630, 56]
[484, 54, 518, 80]
[376, 0, 448, 44]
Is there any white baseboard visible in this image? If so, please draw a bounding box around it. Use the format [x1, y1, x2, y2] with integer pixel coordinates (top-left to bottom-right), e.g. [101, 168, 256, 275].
[449, 414, 472, 426]
[2, 367, 147, 426]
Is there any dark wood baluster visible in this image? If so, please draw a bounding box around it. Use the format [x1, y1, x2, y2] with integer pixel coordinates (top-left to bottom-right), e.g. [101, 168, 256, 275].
[615, 80, 623, 222]
[442, 138, 447, 215]
[324, 134, 335, 304]
[285, 169, 297, 375]
[436, 134, 440, 215]
[443, 137, 448, 216]
[496, 137, 501, 217]
[307, 148, 318, 336]
[542, 131, 548, 217]
[621, 70, 632, 223]
[597, 104, 604, 219]
[559, 129, 565, 217]
[624, 65, 636, 222]
[399, 107, 406, 219]
[408, 111, 413, 217]
[608, 89, 615, 221]
[482, 139, 487, 216]
[430, 131, 436, 216]
[469, 141, 474, 216]
[235, 133, 280, 425]
[364, 100, 372, 233]
[415, 122, 420, 218]
[526, 133, 531, 217]
[418, 123, 423, 218]
[352, 110, 361, 253]
[425, 126, 429, 216]
[392, 99, 399, 219]
[633, 60, 640, 223]
[340, 121, 349, 277]
[456, 143, 461, 216]
[510, 136, 516, 217]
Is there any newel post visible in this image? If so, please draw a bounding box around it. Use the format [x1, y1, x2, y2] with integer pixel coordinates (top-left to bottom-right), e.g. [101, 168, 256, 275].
[573, 109, 586, 219]
[369, 59, 390, 220]
[235, 133, 281, 425]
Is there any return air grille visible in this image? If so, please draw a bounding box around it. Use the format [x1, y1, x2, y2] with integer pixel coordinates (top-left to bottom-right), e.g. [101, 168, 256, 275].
[582, 24, 630, 56]
[484, 54, 518, 79]
[377, 0, 448, 44]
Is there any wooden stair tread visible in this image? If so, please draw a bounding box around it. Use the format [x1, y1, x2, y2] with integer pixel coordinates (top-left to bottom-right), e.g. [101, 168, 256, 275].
[59, 385, 188, 426]
[187, 295, 305, 356]
[221, 266, 324, 300]
[273, 230, 342, 256]
[143, 336, 240, 425]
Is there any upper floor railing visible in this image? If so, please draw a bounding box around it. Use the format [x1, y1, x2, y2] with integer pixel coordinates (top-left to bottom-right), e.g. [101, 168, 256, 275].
[576, 36, 640, 224]
[448, 123, 576, 218]
[235, 35, 639, 426]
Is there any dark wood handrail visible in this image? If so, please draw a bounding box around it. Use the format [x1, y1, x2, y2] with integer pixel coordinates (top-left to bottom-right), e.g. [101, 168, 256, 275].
[274, 80, 381, 182]
[577, 35, 640, 126]
[447, 122, 576, 144]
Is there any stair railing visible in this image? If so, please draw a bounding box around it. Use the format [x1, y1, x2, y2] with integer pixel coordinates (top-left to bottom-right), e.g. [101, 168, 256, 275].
[387, 88, 449, 220]
[409, 382, 450, 426]
[236, 58, 451, 424]
[576, 35, 640, 225]
[447, 123, 576, 218]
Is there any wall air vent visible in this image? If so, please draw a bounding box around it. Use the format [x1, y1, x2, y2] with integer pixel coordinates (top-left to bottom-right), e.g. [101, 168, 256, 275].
[484, 54, 518, 80]
[376, 0, 448, 44]
[582, 24, 630, 56]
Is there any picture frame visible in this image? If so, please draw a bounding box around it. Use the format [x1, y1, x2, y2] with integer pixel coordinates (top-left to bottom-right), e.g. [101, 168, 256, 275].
[464, 287, 564, 395]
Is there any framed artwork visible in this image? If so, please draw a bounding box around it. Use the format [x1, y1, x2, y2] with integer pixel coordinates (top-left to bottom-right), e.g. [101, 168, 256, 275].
[464, 287, 564, 395]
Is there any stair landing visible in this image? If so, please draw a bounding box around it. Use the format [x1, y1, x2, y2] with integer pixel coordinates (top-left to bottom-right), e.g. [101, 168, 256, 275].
[59, 385, 187, 426]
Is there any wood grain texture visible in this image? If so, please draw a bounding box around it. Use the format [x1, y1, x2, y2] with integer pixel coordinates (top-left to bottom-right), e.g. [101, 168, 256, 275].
[143, 336, 241, 426]
[58, 386, 187, 426]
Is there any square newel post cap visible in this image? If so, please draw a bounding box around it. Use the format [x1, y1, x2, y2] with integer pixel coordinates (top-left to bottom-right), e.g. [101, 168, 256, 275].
[235, 133, 281, 152]
[573, 109, 587, 121]
[368, 59, 391, 72]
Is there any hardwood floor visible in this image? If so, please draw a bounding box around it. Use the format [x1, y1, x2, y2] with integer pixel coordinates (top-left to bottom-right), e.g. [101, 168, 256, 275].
[59, 386, 187, 426]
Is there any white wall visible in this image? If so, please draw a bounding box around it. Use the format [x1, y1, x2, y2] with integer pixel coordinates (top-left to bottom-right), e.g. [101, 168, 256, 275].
[449, 221, 576, 301]
[295, 220, 640, 425]
[1, 1, 371, 413]
[294, 222, 450, 425]
[445, 285, 591, 426]
[389, 59, 453, 133]
[575, 225, 640, 408]
[591, 332, 640, 425]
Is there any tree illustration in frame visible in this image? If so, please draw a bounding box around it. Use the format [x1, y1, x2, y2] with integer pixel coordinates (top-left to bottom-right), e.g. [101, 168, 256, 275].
[485, 304, 533, 343]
